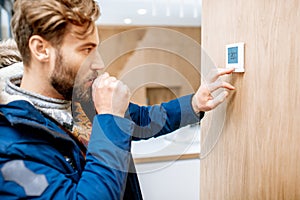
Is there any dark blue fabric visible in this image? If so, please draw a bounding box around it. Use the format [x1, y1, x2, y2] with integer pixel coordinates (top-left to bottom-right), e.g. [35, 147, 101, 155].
[0, 94, 203, 199]
[127, 94, 202, 140]
[0, 101, 133, 199]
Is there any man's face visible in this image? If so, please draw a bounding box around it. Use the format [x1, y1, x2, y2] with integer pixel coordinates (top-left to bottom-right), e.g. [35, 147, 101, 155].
[50, 24, 104, 101]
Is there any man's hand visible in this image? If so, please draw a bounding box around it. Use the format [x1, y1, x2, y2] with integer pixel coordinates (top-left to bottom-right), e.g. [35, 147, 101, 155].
[192, 68, 235, 113]
[92, 72, 131, 117]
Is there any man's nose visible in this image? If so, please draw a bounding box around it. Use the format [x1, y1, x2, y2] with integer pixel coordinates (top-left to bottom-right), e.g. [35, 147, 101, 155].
[90, 51, 105, 70]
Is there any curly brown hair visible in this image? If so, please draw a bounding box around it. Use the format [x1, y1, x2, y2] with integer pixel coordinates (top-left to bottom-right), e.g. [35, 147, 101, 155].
[11, 0, 101, 66]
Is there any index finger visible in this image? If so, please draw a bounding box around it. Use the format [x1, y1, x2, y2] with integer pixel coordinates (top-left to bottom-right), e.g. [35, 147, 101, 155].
[208, 67, 234, 83]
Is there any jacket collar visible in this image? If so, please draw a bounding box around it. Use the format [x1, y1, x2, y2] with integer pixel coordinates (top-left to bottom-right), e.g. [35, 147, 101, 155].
[0, 100, 47, 126]
[0, 100, 87, 153]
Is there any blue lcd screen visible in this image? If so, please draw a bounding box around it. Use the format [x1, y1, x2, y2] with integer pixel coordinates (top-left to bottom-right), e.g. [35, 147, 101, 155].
[228, 47, 238, 64]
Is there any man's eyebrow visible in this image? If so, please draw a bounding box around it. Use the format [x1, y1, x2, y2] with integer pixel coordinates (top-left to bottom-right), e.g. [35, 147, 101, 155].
[79, 42, 98, 48]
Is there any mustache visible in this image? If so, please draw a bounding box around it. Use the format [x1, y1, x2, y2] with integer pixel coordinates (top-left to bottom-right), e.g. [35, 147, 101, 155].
[87, 71, 99, 82]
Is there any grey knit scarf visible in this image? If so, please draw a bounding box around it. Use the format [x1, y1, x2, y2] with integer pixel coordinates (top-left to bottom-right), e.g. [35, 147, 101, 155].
[5, 74, 74, 130]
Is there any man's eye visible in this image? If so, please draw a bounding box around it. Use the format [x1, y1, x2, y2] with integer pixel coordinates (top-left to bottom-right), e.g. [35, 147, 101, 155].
[83, 48, 92, 54]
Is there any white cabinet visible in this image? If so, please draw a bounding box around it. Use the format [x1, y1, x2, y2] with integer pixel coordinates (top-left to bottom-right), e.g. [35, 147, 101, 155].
[132, 125, 201, 200]
[135, 159, 200, 200]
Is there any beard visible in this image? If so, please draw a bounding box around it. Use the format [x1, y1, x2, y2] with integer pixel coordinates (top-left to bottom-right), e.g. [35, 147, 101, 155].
[50, 51, 76, 101]
[73, 80, 93, 102]
[50, 49, 97, 102]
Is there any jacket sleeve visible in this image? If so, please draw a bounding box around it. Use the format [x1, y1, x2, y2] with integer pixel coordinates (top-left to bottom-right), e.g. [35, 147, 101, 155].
[77, 114, 133, 199]
[126, 94, 205, 140]
[0, 114, 133, 200]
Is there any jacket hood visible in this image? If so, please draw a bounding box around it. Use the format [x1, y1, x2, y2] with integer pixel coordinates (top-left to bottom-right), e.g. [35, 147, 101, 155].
[0, 62, 27, 105]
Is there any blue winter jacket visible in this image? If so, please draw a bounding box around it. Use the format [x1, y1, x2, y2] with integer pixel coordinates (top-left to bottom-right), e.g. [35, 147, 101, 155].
[0, 94, 202, 199]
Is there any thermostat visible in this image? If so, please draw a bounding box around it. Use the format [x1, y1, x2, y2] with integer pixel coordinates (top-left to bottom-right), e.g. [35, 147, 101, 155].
[226, 42, 245, 72]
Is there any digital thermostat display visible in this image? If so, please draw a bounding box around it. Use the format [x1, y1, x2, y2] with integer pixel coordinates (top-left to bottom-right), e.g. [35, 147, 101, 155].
[228, 47, 238, 64]
[226, 42, 244, 73]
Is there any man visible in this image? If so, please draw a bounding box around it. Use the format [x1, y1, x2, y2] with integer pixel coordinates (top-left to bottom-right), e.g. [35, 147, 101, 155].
[0, 0, 235, 199]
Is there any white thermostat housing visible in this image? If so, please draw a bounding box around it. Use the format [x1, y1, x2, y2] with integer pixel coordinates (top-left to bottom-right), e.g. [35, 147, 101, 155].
[226, 42, 245, 72]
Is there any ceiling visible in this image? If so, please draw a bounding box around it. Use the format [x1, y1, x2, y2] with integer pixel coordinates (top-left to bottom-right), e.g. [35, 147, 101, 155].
[95, 0, 202, 27]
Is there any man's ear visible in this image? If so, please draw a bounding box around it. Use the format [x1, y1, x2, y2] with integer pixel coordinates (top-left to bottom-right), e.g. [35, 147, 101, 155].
[28, 35, 51, 62]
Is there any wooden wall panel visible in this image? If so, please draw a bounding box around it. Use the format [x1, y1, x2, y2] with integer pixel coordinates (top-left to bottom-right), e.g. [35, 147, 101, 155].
[201, 0, 300, 199]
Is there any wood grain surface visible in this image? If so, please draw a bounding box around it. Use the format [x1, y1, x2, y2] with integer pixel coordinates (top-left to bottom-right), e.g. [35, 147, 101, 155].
[200, 0, 300, 199]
